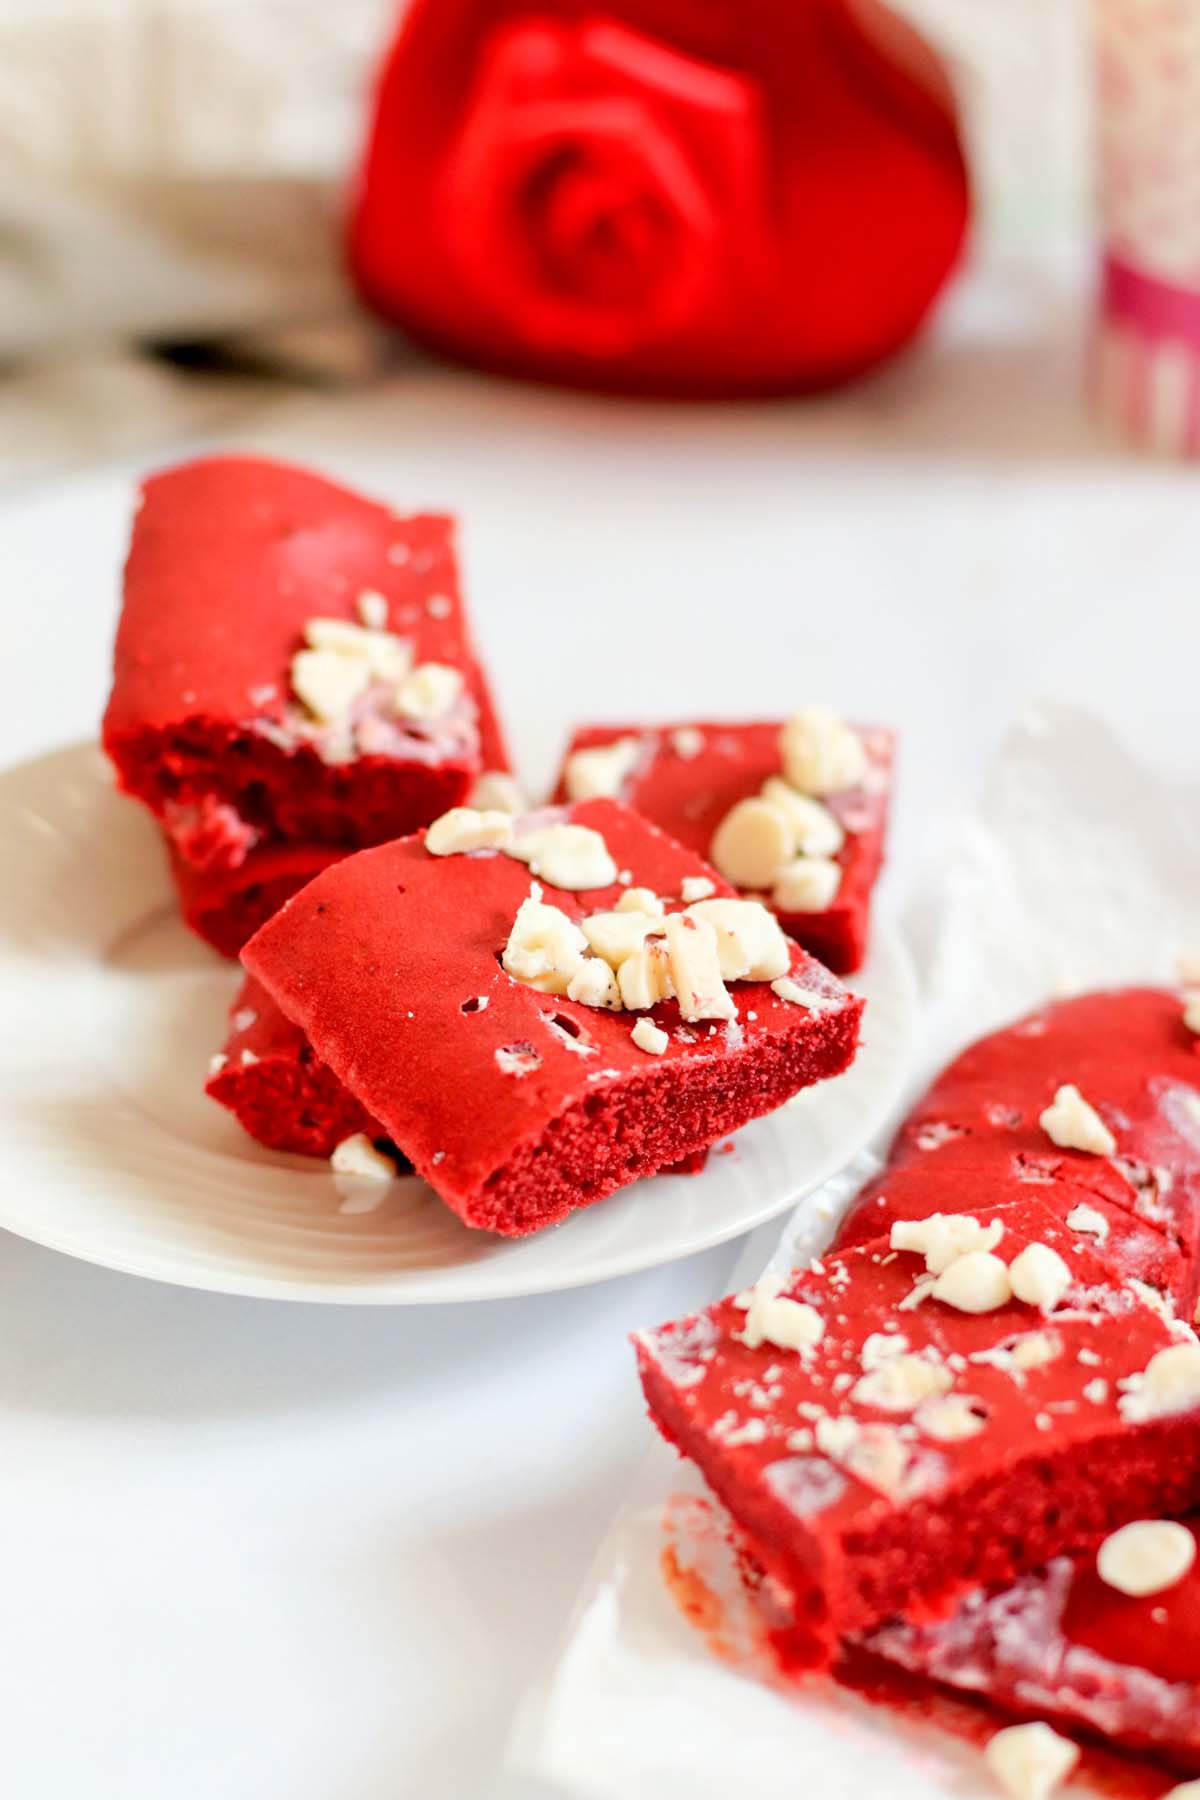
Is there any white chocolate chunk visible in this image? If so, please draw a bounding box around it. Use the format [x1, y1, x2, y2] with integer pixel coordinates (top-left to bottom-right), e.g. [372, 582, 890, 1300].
[671, 726, 704, 759]
[773, 856, 842, 914]
[618, 941, 675, 1010]
[735, 1271, 824, 1356]
[680, 875, 716, 903]
[1011, 1331, 1063, 1372]
[779, 706, 868, 797]
[1066, 1203, 1109, 1241]
[664, 913, 736, 1023]
[507, 823, 618, 890]
[615, 886, 664, 916]
[1040, 1083, 1117, 1157]
[582, 909, 665, 969]
[1097, 1519, 1196, 1596]
[501, 896, 588, 995]
[770, 976, 840, 1011]
[355, 589, 389, 630]
[467, 770, 525, 814]
[851, 1354, 953, 1413]
[761, 776, 846, 855]
[1118, 1341, 1200, 1422]
[1162, 1783, 1200, 1800]
[304, 616, 411, 681]
[890, 1213, 1004, 1275]
[931, 1252, 1013, 1314]
[710, 798, 794, 890]
[291, 646, 371, 723]
[916, 1394, 987, 1441]
[1009, 1242, 1073, 1312]
[563, 737, 640, 801]
[424, 806, 512, 855]
[566, 959, 622, 1009]
[394, 661, 464, 719]
[330, 1134, 397, 1180]
[685, 897, 791, 981]
[983, 1720, 1080, 1800]
[631, 1017, 669, 1055]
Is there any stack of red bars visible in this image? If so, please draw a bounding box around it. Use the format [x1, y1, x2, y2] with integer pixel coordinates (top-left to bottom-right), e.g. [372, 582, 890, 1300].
[637, 988, 1200, 1776]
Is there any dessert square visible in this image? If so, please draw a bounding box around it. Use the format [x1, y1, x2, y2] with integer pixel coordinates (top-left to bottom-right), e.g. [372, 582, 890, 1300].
[170, 841, 344, 961]
[242, 798, 862, 1235]
[102, 454, 510, 880]
[554, 715, 892, 973]
[635, 1194, 1200, 1669]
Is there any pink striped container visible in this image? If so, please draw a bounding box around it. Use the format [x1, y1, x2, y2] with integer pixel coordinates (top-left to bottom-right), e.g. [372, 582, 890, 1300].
[1092, 0, 1200, 454]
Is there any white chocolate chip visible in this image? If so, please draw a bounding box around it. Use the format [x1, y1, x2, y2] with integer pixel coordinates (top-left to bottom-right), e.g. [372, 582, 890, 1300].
[501, 896, 588, 995]
[467, 770, 525, 814]
[915, 1394, 987, 1441]
[890, 1214, 1004, 1275]
[394, 661, 464, 719]
[424, 807, 512, 855]
[680, 875, 716, 903]
[563, 737, 640, 801]
[710, 797, 794, 890]
[1040, 1083, 1117, 1157]
[566, 959, 622, 1009]
[664, 913, 736, 1023]
[304, 616, 411, 682]
[684, 897, 791, 982]
[1011, 1330, 1063, 1372]
[770, 976, 840, 1012]
[735, 1271, 825, 1356]
[207, 1053, 227, 1077]
[1066, 1203, 1110, 1241]
[507, 823, 618, 890]
[1161, 1784, 1200, 1800]
[291, 647, 371, 724]
[1009, 1242, 1073, 1312]
[330, 1134, 397, 1180]
[615, 886, 664, 916]
[931, 1252, 1013, 1314]
[983, 1720, 1080, 1800]
[671, 726, 704, 759]
[1097, 1519, 1196, 1596]
[772, 856, 842, 914]
[779, 707, 868, 797]
[1118, 1341, 1200, 1422]
[581, 909, 665, 969]
[356, 589, 389, 630]
[851, 1354, 953, 1413]
[761, 776, 846, 855]
[631, 1017, 669, 1055]
[618, 941, 675, 1010]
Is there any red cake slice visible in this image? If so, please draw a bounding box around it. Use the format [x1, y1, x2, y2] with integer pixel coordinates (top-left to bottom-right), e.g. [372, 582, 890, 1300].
[861, 1517, 1200, 1770]
[242, 798, 862, 1235]
[553, 717, 892, 974]
[635, 1194, 1200, 1669]
[170, 841, 345, 961]
[103, 455, 509, 878]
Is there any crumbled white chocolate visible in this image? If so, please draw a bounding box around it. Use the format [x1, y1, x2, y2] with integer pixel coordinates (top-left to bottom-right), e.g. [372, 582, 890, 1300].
[931, 1252, 1013, 1314]
[631, 1016, 669, 1056]
[239, 1048, 258, 1066]
[1010, 1330, 1063, 1372]
[1039, 1083, 1117, 1157]
[501, 895, 587, 995]
[664, 913, 736, 1023]
[890, 1213, 1004, 1276]
[207, 1053, 227, 1077]
[709, 797, 794, 891]
[1118, 1341, 1200, 1422]
[761, 776, 846, 856]
[232, 1006, 257, 1033]
[1065, 1203, 1109, 1241]
[770, 976, 840, 1012]
[851, 1354, 953, 1413]
[494, 1042, 541, 1077]
[618, 941, 675, 1010]
[814, 1417, 943, 1502]
[779, 706, 868, 797]
[1083, 1377, 1108, 1404]
[860, 1331, 908, 1370]
[735, 1272, 825, 1356]
[356, 589, 389, 630]
[684, 897, 791, 982]
[671, 726, 704, 759]
[330, 1134, 397, 1181]
[915, 1394, 987, 1442]
[1097, 1518, 1196, 1597]
[680, 875, 716, 903]
[582, 909, 665, 969]
[426, 593, 452, 619]
[291, 646, 372, 724]
[467, 770, 525, 814]
[772, 856, 842, 914]
[507, 823, 618, 890]
[616, 887, 664, 917]
[425, 806, 512, 855]
[395, 661, 464, 719]
[1009, 1242, 1073, 1312]
[566, 959, 622, 1009]
[304, 616, 412, 682]
[984, 1721, 1080, 1800]
[564, 737, 640, 802]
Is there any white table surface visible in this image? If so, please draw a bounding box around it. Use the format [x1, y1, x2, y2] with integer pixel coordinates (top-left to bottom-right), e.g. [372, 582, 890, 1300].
[2, 259, 1197, 1800]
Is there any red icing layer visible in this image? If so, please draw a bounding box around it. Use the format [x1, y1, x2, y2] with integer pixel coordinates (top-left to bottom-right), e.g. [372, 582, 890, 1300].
[554, 721, 891, 973]
[242, 799, 861, 1234]
[205, 975, 385, 1158]
[103, 455, 508, 871]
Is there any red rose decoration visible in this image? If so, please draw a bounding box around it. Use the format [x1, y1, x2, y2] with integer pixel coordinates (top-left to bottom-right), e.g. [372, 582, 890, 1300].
[350, 1, 969, 396]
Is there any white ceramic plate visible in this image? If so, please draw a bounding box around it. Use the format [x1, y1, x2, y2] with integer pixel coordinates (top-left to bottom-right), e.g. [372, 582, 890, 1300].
[2, 744, 917, 1303]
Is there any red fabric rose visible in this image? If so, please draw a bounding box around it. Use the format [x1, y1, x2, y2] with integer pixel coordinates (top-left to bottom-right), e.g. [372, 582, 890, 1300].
[350, 0, 969, 396]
